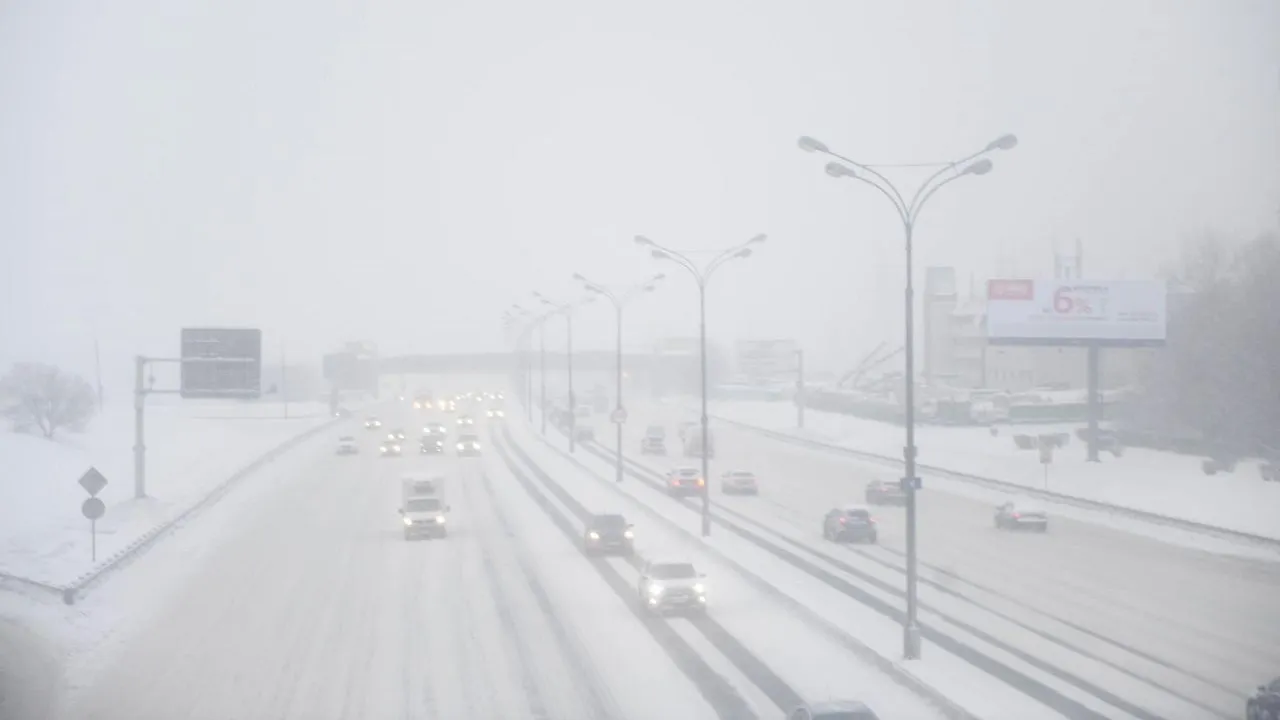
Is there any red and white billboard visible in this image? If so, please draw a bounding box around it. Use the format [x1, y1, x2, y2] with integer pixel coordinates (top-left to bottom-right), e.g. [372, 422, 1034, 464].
[985, 280, 1166, 345]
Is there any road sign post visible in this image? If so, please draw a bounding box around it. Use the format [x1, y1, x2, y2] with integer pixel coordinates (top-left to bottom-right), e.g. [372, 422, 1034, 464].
[79, 468, 108, 561]
[1039, 439, 1054, 490]
[610, 407, 627, 424]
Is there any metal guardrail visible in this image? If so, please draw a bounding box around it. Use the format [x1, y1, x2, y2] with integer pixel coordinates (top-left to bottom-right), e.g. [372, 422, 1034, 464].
[712, 414, 1280, 550]
[1, 417, 341, 605]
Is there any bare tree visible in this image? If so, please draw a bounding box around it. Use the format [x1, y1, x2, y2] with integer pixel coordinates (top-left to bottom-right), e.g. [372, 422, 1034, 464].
[0, 363, 98, 439]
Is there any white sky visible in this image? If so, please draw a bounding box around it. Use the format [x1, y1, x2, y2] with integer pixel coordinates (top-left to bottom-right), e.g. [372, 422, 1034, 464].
[2, 0, 1278, 387]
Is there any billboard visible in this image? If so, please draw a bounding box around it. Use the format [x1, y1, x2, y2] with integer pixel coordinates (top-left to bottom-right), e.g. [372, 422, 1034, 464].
[323, 341, 378, 394]
[985, 280, 1166, 346]
[735, 339, 798, 380]
[180, 328, 262, 399]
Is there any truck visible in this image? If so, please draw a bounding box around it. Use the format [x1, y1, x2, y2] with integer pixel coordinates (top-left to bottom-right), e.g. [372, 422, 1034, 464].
[399, 475, 449, 540]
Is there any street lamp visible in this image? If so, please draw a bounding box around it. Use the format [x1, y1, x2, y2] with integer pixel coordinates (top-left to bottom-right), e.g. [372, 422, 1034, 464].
[798, 132, 1016, 660]
[535, 292, 596, 452]
[573, 272, 665, 483]
[507, 304, 539, 423]
[634, 233, 766, 537]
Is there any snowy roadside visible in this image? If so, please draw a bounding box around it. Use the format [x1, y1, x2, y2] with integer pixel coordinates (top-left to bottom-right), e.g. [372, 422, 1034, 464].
[694, 398, 1280, 542]
[0, 398, 335, 588]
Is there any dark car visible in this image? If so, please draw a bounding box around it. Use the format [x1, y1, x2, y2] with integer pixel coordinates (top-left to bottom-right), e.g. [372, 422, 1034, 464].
[419, 436, 445, 454]
[640, 426, 666, 455]
[390, 428, 407, 441]
[1248, 677, 1280, 720]
[456, 433, 482, 457]
[864, 479, 906, 505]
[786, 699, 880, 720]
[379, 438, 403, 457]
[364, 416, 383, 430]
[582, 513, 634, 556]
[422, 423, 448, 439]
[822, 505, 878, 544]
[994, 498, 1049, 532]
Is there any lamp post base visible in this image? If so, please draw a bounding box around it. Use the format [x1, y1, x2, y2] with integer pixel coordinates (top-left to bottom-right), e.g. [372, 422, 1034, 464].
[904, 623, 922, 660]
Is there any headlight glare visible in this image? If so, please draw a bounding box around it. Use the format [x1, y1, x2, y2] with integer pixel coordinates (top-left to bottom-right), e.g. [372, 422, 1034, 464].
[648, 584, 664, 596]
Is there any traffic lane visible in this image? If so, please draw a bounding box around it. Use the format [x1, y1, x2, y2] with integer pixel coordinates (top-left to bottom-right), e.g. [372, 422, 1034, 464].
[0, 614, 60, 720]
[501, 419, 953, 720]
[624, 403, 1280, 699]
[59, 421, 557, 719]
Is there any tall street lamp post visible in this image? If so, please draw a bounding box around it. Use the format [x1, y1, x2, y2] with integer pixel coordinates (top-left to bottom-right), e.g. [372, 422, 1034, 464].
[634, 233, 766, 537]
[797, 132, 1016, 659]
[572, 272, 664, 483]
[534, 292, 595, 453]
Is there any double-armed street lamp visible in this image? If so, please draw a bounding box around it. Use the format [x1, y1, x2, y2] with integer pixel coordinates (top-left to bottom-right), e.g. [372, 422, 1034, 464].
[534, 292, 596, 453]
[634, 233, 766, 537]
[796, 132, 1017, 660]
[572, 272, 665, 483]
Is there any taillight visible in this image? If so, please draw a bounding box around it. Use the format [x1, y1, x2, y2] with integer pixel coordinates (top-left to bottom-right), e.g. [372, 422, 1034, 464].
[839, 517, 847, 525]
[697, 478, 705, 487]
[1011, 512, 1021, 519]
[870, 517, 877, 524]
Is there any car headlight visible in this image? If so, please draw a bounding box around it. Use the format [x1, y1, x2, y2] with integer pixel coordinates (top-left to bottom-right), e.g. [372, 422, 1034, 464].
[623, 530, 634, 539]
[647, 584, 664, 596]
[403, 517, 413, 526]
[473, 442, 482, 450]
[393, 445, 400, 451]
[588, 531, 600, 540]
[457, 443, 465, 450]
[693, 583, 705, 594]
[436, 516, 446, 524]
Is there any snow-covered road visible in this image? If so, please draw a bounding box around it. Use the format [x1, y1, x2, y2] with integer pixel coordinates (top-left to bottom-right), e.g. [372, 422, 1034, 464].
[559, 400, 1279, 719]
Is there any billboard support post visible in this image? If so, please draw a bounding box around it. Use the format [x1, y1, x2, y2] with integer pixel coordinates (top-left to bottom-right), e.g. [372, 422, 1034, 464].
[796, 349, 805, 429]
[134, 355, 146, 499]
[1087, 344, 1101, 462]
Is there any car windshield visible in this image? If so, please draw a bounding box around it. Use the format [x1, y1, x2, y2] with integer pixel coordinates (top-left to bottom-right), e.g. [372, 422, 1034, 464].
[646, 427, 665, 437]
[731, 471, 754, 478]
[650, 563, 697, 579]
[591, 515, 626, 529]
[405, 498, 440, 512]
[339, 436, 354, 441]
[678, 469, 700, 477]
[845, 509, 870, 520]
[458, 435, 479, 443]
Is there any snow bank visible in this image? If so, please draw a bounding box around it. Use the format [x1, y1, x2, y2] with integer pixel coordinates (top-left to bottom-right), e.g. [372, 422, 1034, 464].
[705, 399, 1280, 541]
[0, 398, 333, 586]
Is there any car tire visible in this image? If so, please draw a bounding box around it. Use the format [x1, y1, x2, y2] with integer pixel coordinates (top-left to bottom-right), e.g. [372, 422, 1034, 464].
[868, 534, 878, 544]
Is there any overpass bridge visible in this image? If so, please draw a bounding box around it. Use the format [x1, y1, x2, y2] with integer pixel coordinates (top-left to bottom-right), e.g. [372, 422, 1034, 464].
[379, 351, 659, 376]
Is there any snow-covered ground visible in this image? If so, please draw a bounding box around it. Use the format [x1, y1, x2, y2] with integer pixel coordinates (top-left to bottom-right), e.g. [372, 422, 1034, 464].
[700, 399, 1280, 541]
[0, 397, 333, 586]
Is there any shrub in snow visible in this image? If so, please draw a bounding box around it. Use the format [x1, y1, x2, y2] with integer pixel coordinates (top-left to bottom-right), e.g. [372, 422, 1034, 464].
[0, 362, 97, 439]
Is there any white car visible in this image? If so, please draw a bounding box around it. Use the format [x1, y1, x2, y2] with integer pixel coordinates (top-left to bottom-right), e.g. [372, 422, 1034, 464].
[995, 497, 1049, 532]
[335, 436, 358, 455]
[379, 439, 402, 457]
[637, 559, 706, 614]
[786, 699, 880, 719]
[486, 408, 505, 419]
[720, 470, 759, 495]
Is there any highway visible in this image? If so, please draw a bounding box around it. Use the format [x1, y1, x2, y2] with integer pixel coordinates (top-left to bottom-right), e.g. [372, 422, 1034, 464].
[50, 383, 947, 720]
[565, 397, 1280, 720]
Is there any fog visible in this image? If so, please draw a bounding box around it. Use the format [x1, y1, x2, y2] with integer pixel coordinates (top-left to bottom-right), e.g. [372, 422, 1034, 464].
[3, 0, 1278, 387]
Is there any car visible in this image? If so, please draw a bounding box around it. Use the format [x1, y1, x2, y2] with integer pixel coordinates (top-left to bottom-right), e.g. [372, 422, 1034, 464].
[379, 439, 403, 457]
[419, 436, 445, 454]
[864, 479, 906, 505]
[666, 467, 705, 497]
[456, 433, 482, 457]
[582, 513, 634, 555]
[995, 498, 1049, 532]
[390, 428, 407, 441]
[399, 495, 449, 540]
[683, 430, 714, 458]
[332, 407, 352, 418]
[1248, 677, 1280, 720]
[457, 415, 476, 428]
[412, 395, 433, 410]
[785, 699, 880, 720]
[720, 470, 759, 495]
[574, 424, 595, 442]
[822, 505, 878, 544]
[422, 422, 448, 439]
[440, 398, 457, 412]
[364, 417, 383, 430]
[335, 435, 358, 455]
[486, 407, 506, 419]
[638, 559, 706, 614]
[640, 426, 666, 455]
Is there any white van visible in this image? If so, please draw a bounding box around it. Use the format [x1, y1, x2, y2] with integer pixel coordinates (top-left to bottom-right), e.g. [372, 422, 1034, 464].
[400, 475, 449, 540]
